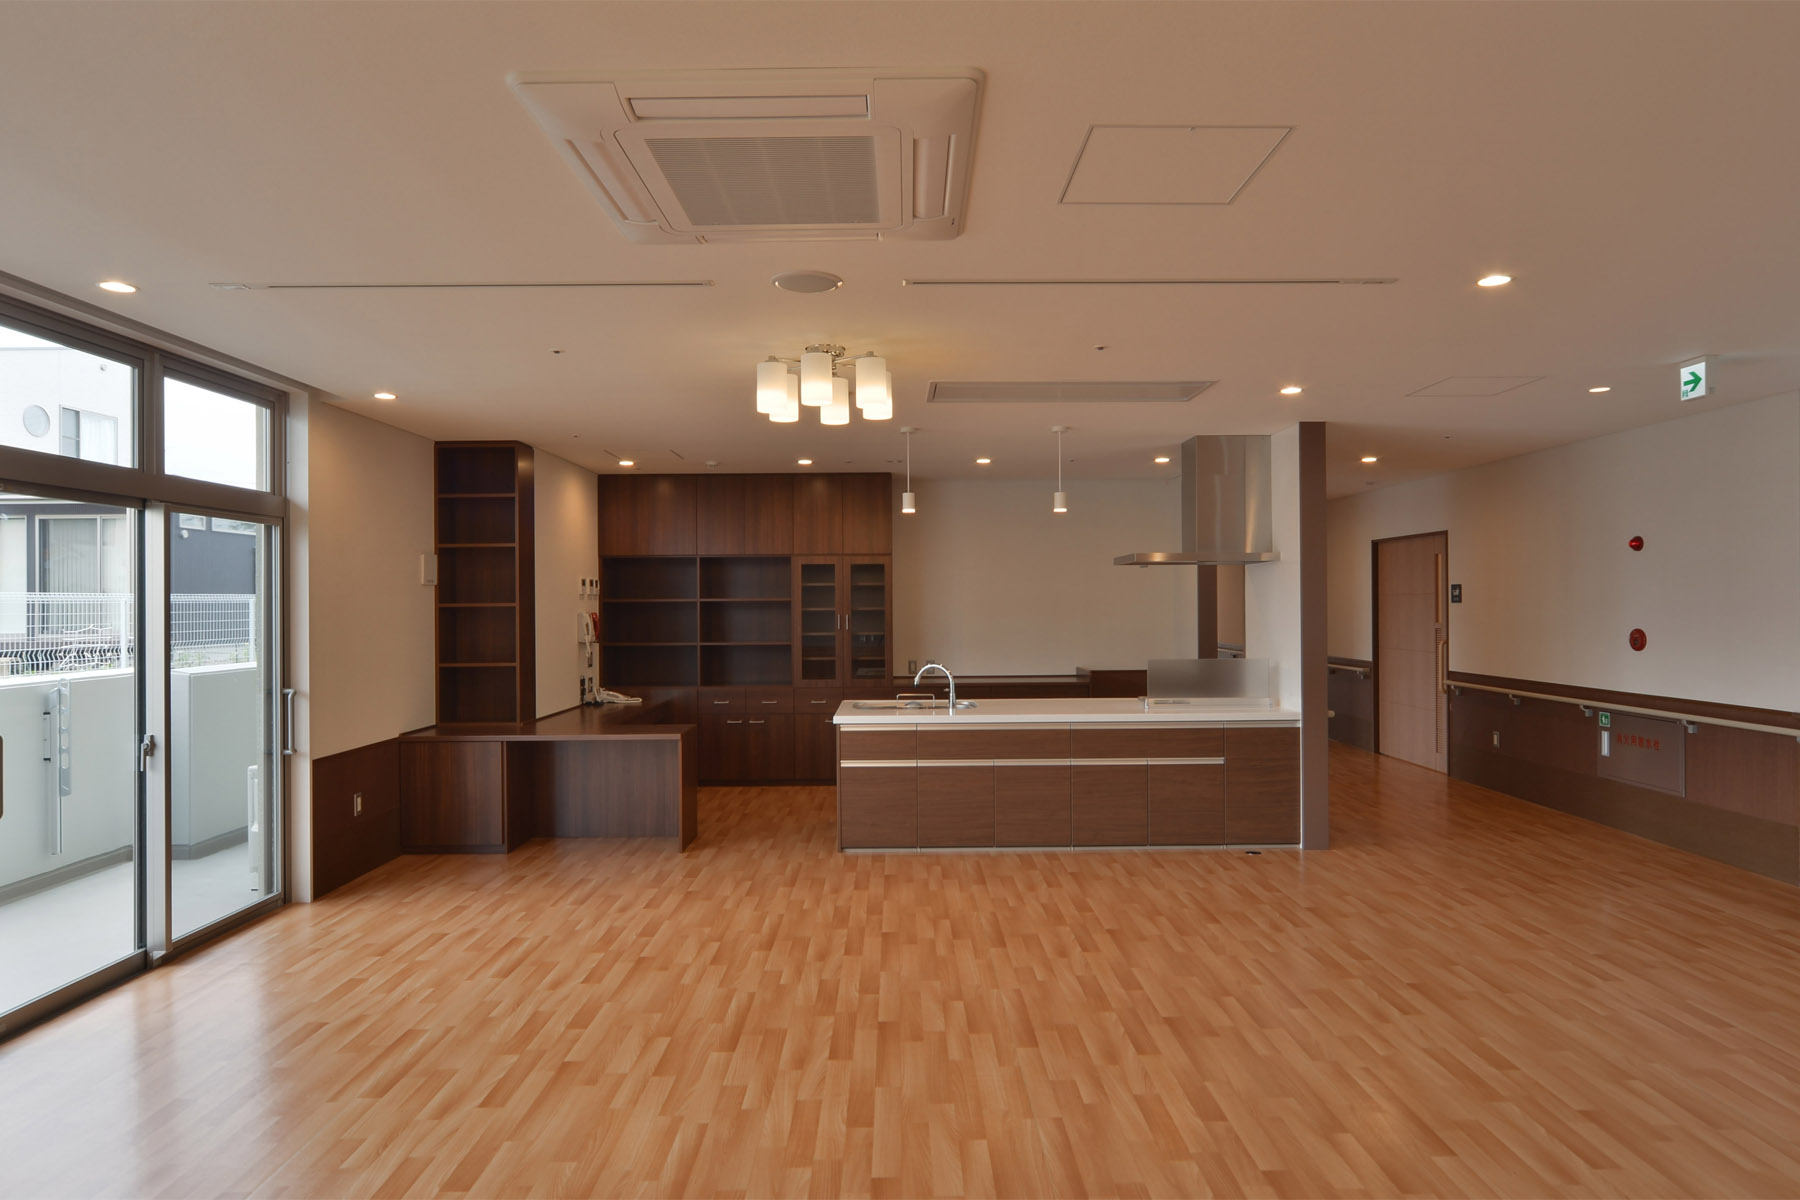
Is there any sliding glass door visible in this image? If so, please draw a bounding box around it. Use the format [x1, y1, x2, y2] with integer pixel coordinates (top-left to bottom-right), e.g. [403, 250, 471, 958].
[166, 511, 279, 939]
[0, 490, 142, 1018]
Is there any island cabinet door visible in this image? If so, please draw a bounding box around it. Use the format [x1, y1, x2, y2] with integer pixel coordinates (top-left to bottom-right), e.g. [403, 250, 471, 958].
[917, 763, 995, 847]
[743, 715, 794, 781]
[1072, 763, 1149, 846]
[1148, 763, 1227, 845]
[1226, 727, 1301, 844]
[995, 764, 1071, 846]
[838, 764, 917, 848]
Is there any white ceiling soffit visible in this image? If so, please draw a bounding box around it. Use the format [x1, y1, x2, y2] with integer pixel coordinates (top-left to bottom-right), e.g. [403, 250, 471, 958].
[508, 67, 983, 243]
[1061, 125, 1291, 205]
[1408, 376, 1545, 397]
[927, 381, 1213, 404]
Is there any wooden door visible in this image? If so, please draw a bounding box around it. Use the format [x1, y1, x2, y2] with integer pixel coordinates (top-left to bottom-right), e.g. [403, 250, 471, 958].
[597, 474, 697, 555]
[1375, 531, 1448, 771]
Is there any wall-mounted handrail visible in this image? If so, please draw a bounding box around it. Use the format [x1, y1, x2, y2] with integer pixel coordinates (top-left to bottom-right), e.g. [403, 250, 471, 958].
[1327, 660, 1370, 678]
[1447, 678, 1800, 740]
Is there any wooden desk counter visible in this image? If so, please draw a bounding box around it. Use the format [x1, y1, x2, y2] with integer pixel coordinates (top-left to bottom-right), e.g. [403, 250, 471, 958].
[400, 704, 698, 852]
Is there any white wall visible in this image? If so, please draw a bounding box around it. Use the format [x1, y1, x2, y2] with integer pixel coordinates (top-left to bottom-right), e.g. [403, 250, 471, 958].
[893, 477, 1198, 675]
[1327, 393, 1800, 711]
[533, 450, 598, 717]
[1245, 425, 1303, 711]
[297, 399, 436, 759]
[0, 670, 134, 889]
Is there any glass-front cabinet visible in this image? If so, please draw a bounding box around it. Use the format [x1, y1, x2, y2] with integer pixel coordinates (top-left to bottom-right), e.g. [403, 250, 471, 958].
[794, 556, 890, 686]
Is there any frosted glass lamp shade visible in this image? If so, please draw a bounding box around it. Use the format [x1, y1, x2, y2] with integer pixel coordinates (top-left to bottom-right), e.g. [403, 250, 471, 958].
[756, 359, 788, 415]
[901, 491, 917, 514]
[800, 351, 833, 407]
[770, 374, 800, 422]
[822, 376, 851, 425]
[853, 356, 889, 410]
[1052, 490, 1069, 514]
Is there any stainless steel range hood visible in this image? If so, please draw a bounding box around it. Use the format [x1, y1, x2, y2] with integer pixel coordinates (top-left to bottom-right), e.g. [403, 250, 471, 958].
[1114, 434, 1278, 566]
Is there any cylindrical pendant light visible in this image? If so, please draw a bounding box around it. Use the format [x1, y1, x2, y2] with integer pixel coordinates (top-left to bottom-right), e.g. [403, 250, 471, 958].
[860, 367, 893, 420]
[770, 373, 800, 422]
[800, 350, 833, 407]
[1051, 425, 1069, 513]
[756, 358, 788, 415]
[821, 376, 851, 425]
[900, 426, 917, 514]
[853, 355, 889, 410]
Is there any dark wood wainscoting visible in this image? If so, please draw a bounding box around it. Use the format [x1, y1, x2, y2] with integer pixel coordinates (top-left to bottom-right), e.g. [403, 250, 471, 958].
[1328, 659, 1374, 751]
[311, 738, 401, 898]
[1447, 681, 1799, 884]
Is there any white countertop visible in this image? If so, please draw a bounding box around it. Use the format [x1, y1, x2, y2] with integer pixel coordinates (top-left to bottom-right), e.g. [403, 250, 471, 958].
[832, 698, 1301, 726]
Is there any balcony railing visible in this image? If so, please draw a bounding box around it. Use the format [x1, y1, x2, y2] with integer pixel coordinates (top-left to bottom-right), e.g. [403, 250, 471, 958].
[0, 592, 257, 676]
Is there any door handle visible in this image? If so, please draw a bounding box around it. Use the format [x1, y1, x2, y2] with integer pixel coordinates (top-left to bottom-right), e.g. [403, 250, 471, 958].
[282, 688, 296, 756]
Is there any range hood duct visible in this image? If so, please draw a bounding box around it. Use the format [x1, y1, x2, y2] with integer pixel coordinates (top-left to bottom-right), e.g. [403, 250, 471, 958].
[1115, 435, 1278, 566]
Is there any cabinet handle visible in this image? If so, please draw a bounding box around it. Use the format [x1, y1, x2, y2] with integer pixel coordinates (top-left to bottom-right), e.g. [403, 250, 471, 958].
[759, 699, 778, 705]
[712, 700, 731, 706]
[749, 719, 766, 725]
[725, 719, 744, 725]
[808, 699, 830, 705]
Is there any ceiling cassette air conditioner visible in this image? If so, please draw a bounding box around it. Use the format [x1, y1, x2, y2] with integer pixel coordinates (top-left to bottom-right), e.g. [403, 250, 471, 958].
[508, 68, 984, 244]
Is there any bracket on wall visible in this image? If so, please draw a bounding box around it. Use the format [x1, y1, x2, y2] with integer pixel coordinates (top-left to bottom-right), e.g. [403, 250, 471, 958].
[1682, 721, 1698, 734]
[1579, 705, 1592, 718]
[1508, 694, 1521, 706]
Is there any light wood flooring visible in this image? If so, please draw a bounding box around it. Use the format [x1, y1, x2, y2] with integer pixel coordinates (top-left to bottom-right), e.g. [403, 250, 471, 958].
[3, 744, 1800, 1198]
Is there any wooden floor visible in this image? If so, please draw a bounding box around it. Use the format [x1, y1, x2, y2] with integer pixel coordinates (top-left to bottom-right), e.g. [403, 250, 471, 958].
[4, 745, 1800, 1198]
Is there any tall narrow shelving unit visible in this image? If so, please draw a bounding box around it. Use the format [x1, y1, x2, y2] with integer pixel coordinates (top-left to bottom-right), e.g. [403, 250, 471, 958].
[435, 442, 535, 723]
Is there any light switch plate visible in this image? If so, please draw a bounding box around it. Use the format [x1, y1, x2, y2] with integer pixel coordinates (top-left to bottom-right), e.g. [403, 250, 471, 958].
[420, 553, 438, 586]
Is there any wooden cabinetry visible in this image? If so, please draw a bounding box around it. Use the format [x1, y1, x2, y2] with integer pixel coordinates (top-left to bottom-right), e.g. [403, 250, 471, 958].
[832, 721, 1295, 848]
[839, 765, 917, 848]
[599, 471, 890, 783]
[435, 442, 534, 724]
[400, 739, 532, 852]
[1226, 726, 1301, 844]
[794, 556, 891, 686]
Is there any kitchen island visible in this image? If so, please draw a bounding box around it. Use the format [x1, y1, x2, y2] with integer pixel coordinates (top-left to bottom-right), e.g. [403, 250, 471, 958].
[833, 698, 1301, 849]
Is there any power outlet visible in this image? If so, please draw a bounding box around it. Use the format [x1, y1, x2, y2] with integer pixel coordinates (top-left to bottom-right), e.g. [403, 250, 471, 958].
[908, 659, 918, 674]
[352, 791, 364, 816]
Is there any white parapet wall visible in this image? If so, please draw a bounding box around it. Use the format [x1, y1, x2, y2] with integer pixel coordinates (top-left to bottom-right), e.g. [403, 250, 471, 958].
[0, 663, 261, 892]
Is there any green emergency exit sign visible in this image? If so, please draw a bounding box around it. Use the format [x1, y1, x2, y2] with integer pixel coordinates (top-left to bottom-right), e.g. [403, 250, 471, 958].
[1598, 711, 1611, 728]
[1679, 357, 1712, 401]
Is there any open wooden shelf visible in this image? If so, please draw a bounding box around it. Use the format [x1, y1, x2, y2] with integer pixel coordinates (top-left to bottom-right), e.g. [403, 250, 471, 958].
[435, 442, 533, 723]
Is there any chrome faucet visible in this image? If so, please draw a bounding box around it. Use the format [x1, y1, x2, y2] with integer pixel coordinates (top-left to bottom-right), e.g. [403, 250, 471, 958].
[913, 661, 955, 708]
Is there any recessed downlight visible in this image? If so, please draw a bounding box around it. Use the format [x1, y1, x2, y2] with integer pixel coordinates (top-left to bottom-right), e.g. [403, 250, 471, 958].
[974, 457, 991, 465]
[797, 458, 813, 466]
[97, 280, 136, 294]
[1154, 455, 1172, 464]
[618, 459, 635, 467]
[1477, 274, 1512, 287]
[1588, 386, 1611, 393]
[373, 391, 396, 401]
[1279, 385, 1303, 396]
[1360, 455, 1379, 463]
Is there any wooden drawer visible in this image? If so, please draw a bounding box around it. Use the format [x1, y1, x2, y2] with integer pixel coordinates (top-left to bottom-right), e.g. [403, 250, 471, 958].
[839, 764, 917, 848]
[1072, 761, 1148, 846]
[1149, 762, 1226, 846]
[996, 763, 1071, 847]
[1071, 725, 1225, 759]
[839, 727, 916, 762]
[915, 725, 1070, 761]
[698, 687, 744, 714]
[917, 762, 994, 847]
[795, 689, 844, 714]
[743, 686, 793, 714]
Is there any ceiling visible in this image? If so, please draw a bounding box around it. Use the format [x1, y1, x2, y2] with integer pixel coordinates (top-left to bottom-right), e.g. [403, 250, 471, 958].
[3, 1, 1798, 497]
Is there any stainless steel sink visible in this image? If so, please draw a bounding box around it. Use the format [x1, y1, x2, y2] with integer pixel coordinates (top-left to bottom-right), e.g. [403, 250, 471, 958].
[850, 699, 978, 710]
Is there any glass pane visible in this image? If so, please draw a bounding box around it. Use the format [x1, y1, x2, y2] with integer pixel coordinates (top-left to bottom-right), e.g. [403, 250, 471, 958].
[163, 378, 269, 491]
[798, 560, 839, 682]
[0, 492, 140, 1019]
[170, 512, 276, 937]
[0, 322, 136, 467]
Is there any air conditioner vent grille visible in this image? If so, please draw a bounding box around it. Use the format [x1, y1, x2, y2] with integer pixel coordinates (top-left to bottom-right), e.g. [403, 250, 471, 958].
[645, 135, 881, 227]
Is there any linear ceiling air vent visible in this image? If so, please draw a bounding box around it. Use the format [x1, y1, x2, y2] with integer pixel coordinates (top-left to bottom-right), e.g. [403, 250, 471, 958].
[509, 68, 983, 243]
[927, 381, 1214, 404]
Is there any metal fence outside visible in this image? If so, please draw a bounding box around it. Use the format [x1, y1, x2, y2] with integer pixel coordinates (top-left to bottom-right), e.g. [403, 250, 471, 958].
[0, 592, 257, 676]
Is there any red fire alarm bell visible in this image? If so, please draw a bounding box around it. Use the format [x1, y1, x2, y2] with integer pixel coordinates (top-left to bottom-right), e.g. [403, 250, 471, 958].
[1628, 535, 1644, 551]
[1629, 628, 1647, 651]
